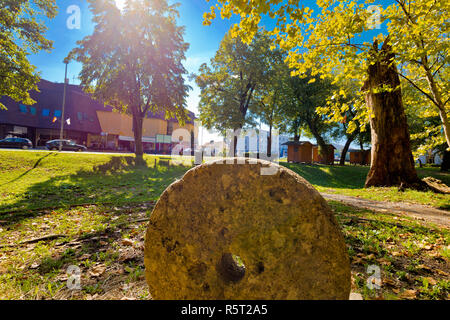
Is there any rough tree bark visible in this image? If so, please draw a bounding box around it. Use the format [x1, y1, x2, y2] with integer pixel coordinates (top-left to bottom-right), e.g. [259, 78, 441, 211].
[363, 39, 421, 187]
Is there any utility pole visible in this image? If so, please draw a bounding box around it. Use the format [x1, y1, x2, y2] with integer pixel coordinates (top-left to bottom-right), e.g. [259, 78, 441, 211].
[59, 60, 69, 151]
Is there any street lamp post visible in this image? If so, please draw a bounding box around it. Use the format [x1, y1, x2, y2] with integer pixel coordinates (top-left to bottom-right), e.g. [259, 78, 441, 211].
[59, 60, 69, 151]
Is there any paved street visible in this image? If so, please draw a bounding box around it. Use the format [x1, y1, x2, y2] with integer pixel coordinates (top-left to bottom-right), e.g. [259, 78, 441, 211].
[0, 148, 167, 156]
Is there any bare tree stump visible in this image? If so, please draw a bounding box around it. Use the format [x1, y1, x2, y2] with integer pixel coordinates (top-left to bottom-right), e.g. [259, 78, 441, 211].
[144, 158, 351, 299]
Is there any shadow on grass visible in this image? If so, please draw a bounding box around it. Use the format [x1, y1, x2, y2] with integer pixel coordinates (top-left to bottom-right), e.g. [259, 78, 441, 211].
[281, 163, 369, 189]
[0, 156, 192, 222]
[0, 153, 52, 187]
[282, 163, 450, 190]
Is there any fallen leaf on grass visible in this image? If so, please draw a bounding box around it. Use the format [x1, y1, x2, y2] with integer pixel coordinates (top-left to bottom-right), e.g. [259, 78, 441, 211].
[111, 267, 125, 275]
[118, 249, 141, 263]
[416, 264, 432, 272]
[365, 254, 376, 261]
[55, 273, 69, 282]
[399, 289, 417, 299]
[351, 257, 364, 265]
[418, 243, 433, 250]
[377, 258, 391, 266]
[382, 278, 397, 287]
[121, 239, 134, 246]
[89, 264, 106, 277]
[29, 262, 40, 269]
[391, 251, 403, 257]
[79, 254, 91, 260]
[399, 233, 411, 239]
[436, 269, 448, 277]
[422, 277, 437, 286]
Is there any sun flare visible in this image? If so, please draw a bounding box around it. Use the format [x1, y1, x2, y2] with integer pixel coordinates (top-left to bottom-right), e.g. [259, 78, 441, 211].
[114, 0, 126, 11]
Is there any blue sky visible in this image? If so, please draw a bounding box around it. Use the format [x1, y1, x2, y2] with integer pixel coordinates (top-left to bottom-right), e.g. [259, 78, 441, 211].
[30, 0, 234, 112]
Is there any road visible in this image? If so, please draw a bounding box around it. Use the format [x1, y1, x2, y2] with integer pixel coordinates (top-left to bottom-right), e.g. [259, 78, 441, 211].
[322, 192, 450, 228]
[0, 148, 170, 156]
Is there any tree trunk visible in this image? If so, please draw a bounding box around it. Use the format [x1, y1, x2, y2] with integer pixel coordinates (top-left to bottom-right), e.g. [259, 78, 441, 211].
[132, 112, 145, 165]
[234, 134, 238, 157]
[363, 40, 420, 187]
[267, 122, 272, 158]
[292, 118, 301, 142]
[308, 121, 329, 164]
[191, 130, 195, 157]
[227, 128, 240, 157]
[340, 134, 355, 165]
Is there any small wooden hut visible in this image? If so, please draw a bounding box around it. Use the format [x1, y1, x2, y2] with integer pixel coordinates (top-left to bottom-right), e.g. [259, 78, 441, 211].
[312, 144, 336, 165]
[349, 149, 371, 165]
[283, 141, 313, 164]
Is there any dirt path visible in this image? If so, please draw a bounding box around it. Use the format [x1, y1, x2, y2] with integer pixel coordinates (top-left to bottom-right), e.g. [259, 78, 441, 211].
[321, 193, 450, 228]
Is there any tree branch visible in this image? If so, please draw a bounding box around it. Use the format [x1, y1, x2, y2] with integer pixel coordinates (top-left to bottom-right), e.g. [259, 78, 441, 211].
[398, 72, 439, 108]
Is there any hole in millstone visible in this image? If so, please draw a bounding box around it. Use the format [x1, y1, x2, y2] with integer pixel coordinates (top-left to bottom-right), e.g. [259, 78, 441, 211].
[256, 262, 264, 274]
[217, 253, 246, 283]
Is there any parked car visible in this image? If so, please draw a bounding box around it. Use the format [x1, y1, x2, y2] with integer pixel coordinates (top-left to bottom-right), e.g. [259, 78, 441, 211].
[0, 137, 33, 149]
[46, 139, 87, 152]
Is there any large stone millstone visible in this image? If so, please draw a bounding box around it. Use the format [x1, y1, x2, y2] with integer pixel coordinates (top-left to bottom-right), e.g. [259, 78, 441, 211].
[144, 158, 351, 299]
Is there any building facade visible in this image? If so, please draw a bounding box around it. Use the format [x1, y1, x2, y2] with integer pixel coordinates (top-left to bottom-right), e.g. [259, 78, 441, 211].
[0, 80, 196, 153]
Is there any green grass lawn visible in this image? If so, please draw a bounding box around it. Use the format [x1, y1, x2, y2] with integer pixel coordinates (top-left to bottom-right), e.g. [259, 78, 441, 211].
[1, 151, 448, 214]
[282, 163, 450, 210]
[0, 151, 448, 300]
[0, 151, 190, 214]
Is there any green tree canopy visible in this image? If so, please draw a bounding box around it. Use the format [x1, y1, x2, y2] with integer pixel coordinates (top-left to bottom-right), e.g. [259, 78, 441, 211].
[196, 31, 276, 135]
[0, 0, 57, 109]
[68, 0, 190, 161]
[203, 0, 449, 187]
[286, 72, 337, 160]
[204, 0, 450, 150]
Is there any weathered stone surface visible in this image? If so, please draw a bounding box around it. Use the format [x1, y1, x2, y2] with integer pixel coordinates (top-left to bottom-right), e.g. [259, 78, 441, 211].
[144, 158, 351, 299]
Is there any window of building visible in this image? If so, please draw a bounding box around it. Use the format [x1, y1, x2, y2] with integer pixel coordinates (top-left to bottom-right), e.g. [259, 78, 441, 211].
[77, 112, 83, 121]
[19, 105, 27, 113]
[29, 107, 36, 115]
[54, 110, 62, 118]
[42, 109, 50, 117]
